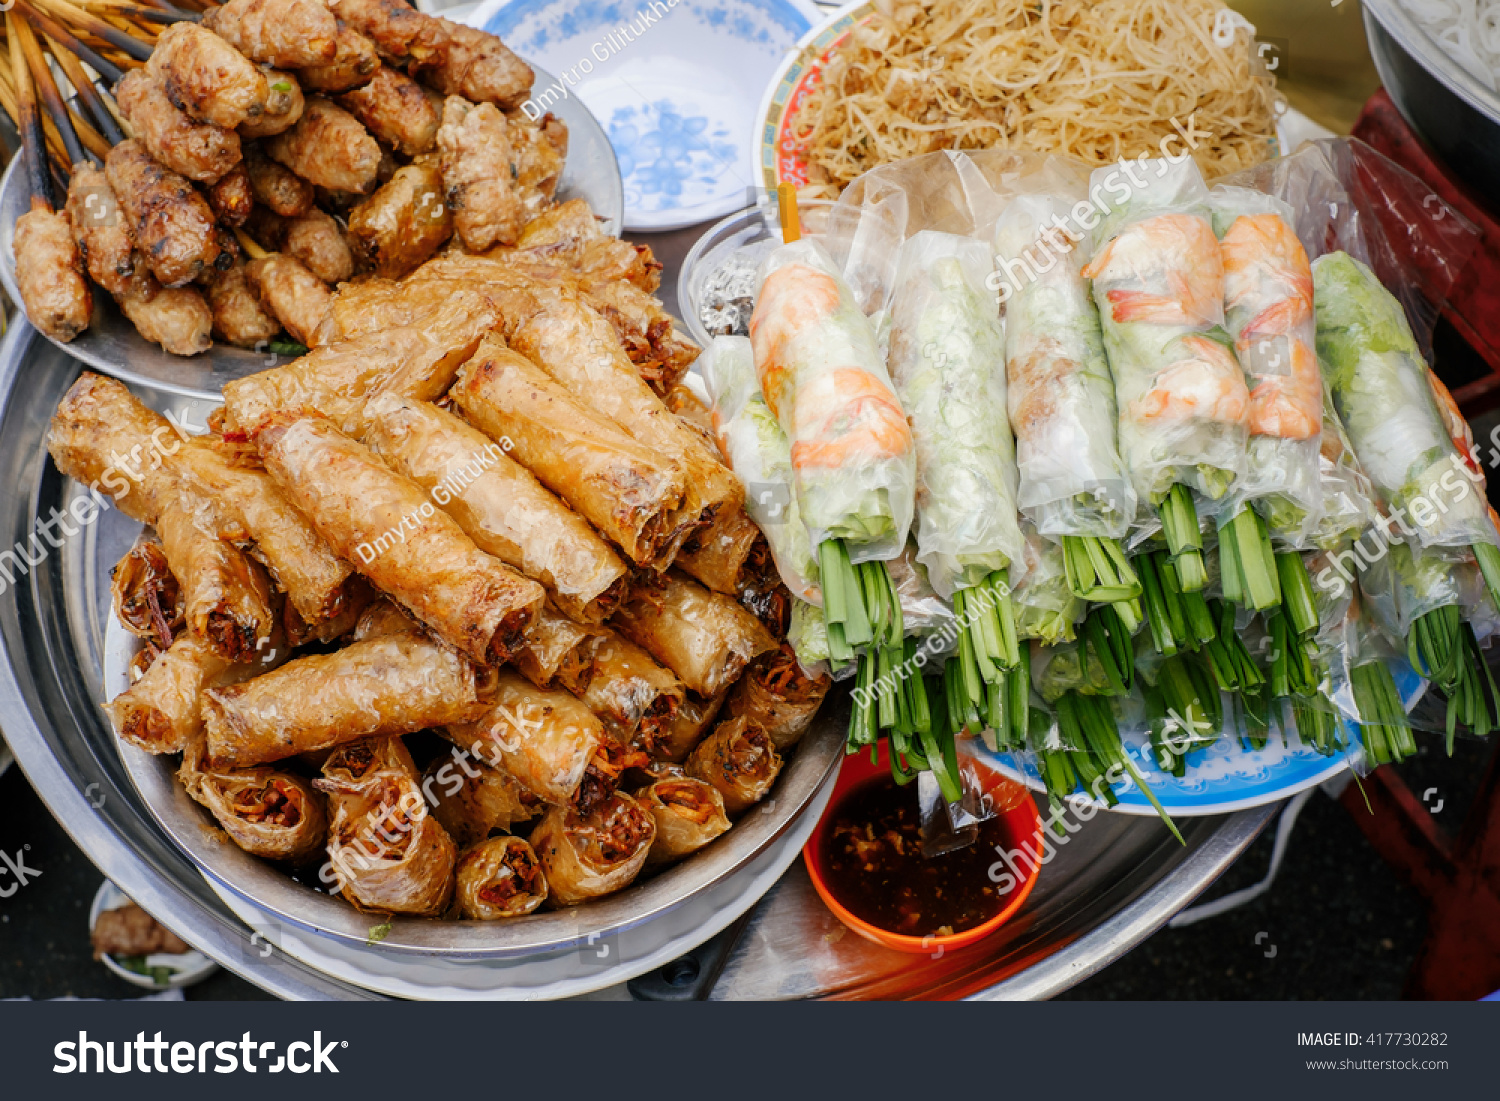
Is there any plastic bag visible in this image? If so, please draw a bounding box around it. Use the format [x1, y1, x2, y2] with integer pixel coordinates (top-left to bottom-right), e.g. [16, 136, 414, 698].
[1010, 524, 1083, 644]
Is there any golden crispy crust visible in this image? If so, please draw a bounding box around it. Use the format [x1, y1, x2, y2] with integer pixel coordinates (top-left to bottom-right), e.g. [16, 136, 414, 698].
[64, 163, 135, 296]
[264, 96, 381, 194]
[203, 0, 339, 68]
[15, 208, 91, 342]
[106, 140, 226, 287]
[337, 65, 441, 156]
[437, 96, 524, 251]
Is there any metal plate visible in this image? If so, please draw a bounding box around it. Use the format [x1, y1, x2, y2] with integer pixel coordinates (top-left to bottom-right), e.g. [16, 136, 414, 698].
[0, 64, 624, 401]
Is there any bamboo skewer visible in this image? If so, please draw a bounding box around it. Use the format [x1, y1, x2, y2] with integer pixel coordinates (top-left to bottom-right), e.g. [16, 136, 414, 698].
[7, 11, 58, 211]
[16, 0, 126, 85]
[28, 0, 153, 62]
[45, 33, 126, 145]
[13, 7, 100, 167]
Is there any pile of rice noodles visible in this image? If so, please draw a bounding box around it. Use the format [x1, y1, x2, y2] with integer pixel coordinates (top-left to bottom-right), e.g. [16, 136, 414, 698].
[1402, 0, 1500, 91]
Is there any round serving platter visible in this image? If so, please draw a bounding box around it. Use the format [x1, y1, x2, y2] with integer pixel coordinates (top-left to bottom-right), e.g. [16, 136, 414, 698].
[0, 63, 624, 400]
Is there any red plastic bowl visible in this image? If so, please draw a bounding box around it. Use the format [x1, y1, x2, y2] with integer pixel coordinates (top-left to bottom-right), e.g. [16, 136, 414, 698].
[803, 742, 1043, 954]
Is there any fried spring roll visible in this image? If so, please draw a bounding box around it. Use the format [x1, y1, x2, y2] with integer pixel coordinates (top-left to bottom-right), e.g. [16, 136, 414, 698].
[444, 670, 602, 806]
[207, 260, 282, 347]
[64, 163, 134, 296]
[337, 65, 441, 155]
[645, 687, 726, 764]
[590, 281, 701, 397]
[114, 265, 215, 356]
[437, 96, 524, 251]
[365, 393, 629, 623]
[257, 414, 544, 662]
[424, 755, 535, 846]
[345, 162, 451, 279]
[530, 792, 655, 906]
[111, 534, 181, 649]
[675, 504, 764, 596]
[155, 503, 276, 660]
[497, 197, 659, 291]
[115, 68, 242, 185]
[580, 630, 685, 746]
[15, 208, 91, 343]
[264, 96, 381, 193]
[685, 715, 782, 815]
[637, 778, 729, 864]
[451, 337, 686, 568]
[47, 372, 182, 523]
[204, 627, 485, 766]
[664, 381, 713, 430]
[513, 605, 604, 695]
[727, 644, 830, 750]
[202, 0, 339, 68]
[179, 740, 326, 862]
[105, 634, 276, 753]
[244, 254, 332, 346]
[455, 836, 547, 918]
[298, 20, 380, 93]
[246, 206, 354, 284]
[315, 736, 456, 914]
[245, 145, 315, 216]
[149, 23, 268, 130]
[106, 140, 226, 287]
[506, 110, 565, 214]
[612, 572, 776, 697]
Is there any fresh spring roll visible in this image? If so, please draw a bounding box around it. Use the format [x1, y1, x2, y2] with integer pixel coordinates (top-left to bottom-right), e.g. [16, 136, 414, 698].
[506, 284, 744, 562]
[646, 687, 727, 763]
[700, 335, 821, 604]
[111, 534, 181, 650]
[1210, 187, 1324, 543]
[726, 643, 831, 750]
[637, 777, 729, 864]
[178, 741, 327, 863]
[1013, 523, 1084, 644]
[154, 501, 278, 662]
[1313, 252, 1494, 552]
[444, 670, 604, 806]
[684, 714, 782, 815]
[221, 308, 495, 437]
[749, 238, 916, 563]
[887, 230, 1025, 598]
[513, 604, 603, 695]
[611, 571, 777, 698]
[203, 627, 487, 767]
[1083, 157, 1250, 512]
[364, 392, 629, 623]
[256, 413, 545, 663]
[993, 196, 1136, 539]
[450, 336, 688, 567]
[1311, 384, 1382, 554]
[173, 436, 356, 623]
[424, 756, 537, 847]
[581, 630, 686, 745]
[315, 736, 456, 915]
[456, 836, 548, 919]
[529, 791, 656, 906]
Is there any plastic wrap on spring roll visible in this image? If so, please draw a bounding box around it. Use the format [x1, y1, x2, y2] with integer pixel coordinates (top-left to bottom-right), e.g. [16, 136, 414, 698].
[202, 627, 487, 767]
[636, 777, 730, 864]
[529, 792, 655, 906]
[513, 605, 604, 695]
[581, 630, 687, 746]
[700, 335, 820, 604]
[887, 230, 1025, 598]
[645, 687, 728, 764]
[111, 534, 181, 650]
[315, 736, 456, 915]
[256, 412, 545, 663]
[750, 238, 917, 564]
[424, 755, 537, 847]
[450, 336, 687, 567]
[455, 836, 548, 919]
[1012, 523, 1084, 644]
[611, 571, 777, 698]
[178, 741, 327, 863]
[684, 714, 782, 816]
[994, 195, 1135, 540]
[726, 644, 831, 750]
[444, 671, 603, 807]
[364, 393, 629, 623]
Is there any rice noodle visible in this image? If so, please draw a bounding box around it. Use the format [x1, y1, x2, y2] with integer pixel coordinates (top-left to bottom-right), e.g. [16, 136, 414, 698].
[1402, 0, 1500, 91]
[795, 0, 1282, 200]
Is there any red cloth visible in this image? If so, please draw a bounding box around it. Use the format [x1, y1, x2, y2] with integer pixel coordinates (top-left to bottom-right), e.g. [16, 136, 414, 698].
[1353, 89, 1500, 375]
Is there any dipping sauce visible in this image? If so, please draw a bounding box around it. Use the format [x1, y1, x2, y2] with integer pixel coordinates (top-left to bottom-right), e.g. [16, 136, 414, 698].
[818, 775, 1017, 938]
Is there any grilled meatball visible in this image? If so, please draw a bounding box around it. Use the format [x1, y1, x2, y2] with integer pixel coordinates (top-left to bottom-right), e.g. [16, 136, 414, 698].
[202, 0, 338, 69]
[264, 97, 381, 193]
[437, 97, 524, 251]
[246, 206, 354, 284]
[244, 145, 314, 216]
[332, 0, 447, 66]
[336, 65, 441, 155]
[64, 163, 135, 297]
[238, 69, 306, 139]
[207, 260, 281, 348]
[245, 254, 331, 346]
[206, 162, 254, 226]
[15, 207, 92, 342]
[346, 160, 450, 278]
[115, 262, 214, 355]
[149, 23, 268, 130]
[106, 140, 227, 288]
[422, 19, 533, 109]
[297, 20, 380, 94]
[115, 68, 241, 184]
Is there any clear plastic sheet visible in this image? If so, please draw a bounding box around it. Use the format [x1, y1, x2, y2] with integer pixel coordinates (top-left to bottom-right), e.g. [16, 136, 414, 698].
[1011, 524, 1084, 645]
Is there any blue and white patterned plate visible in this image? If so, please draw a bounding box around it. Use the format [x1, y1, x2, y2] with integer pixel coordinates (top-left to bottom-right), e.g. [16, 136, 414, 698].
[982, 662, 1426, 817]
[466, 0, 822, 230]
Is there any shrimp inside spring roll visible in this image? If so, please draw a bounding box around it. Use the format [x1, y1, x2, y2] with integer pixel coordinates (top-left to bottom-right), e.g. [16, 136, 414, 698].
[685, 715, 782, 815]
[530, 791, 655, 907]
[638, 777, 730, 864]
[456, 836, 548, 919]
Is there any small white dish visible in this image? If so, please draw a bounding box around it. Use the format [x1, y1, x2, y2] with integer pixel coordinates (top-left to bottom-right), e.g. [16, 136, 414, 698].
[89, 881, 218, 991]
[466, 0, 823, 230]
